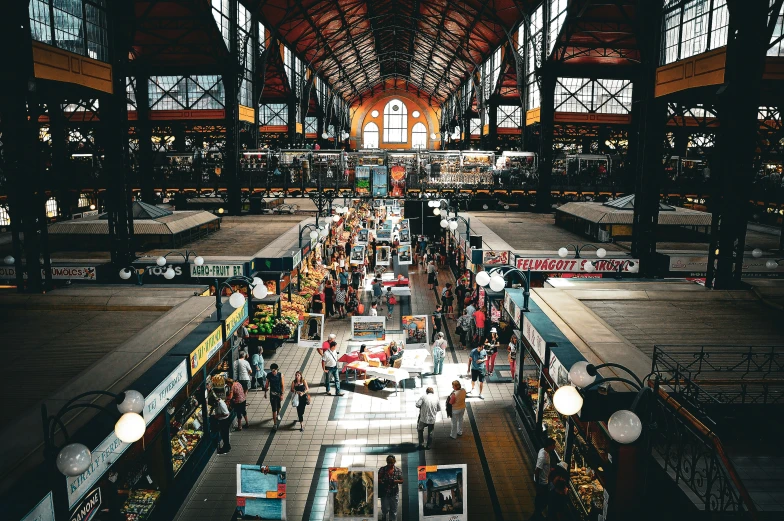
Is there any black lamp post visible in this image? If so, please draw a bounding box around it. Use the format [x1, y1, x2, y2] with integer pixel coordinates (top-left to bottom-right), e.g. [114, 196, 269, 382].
[475, 266, 532, 311]
[214, 275, 266, 321]
[118, 250, 203, 283]
[298, 223, 323, 249]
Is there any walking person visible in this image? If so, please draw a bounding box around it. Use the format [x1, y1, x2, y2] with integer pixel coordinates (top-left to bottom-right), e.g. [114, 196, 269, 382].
[324, 279, 335, 317]
[290, 370, 310, 432]
[473, 306, 486, 342]
[234, 351, 252, 392]
[455, 310, 471, 349]
[455, 280, 468, 317]
[486, 328, 500, 376]
[509, 333, 519, 381]
[210, 389, 232, 454]
[431, 332, 447, 375]
[384, 287, 396, 319]
[427, 261, 437, 290]
[226, 377, 249, 431]
[442, 283, 454, 317]
[322, 341, 344, 396]
[335, 285, 347, 318]
[467, 343, 488, 398]
[431, 304, 443, 342]
[251, 347, 265, 390]
[372, 278, 383, 304]
[369, 302, 378, 316]
[378, 455, 403, 521]
[338, 266, 349, 289]
[448, 380, 467, 439]
[530, 438, 557, 521]
[415, 387, 441, 450]
[263, 364, 285, 430]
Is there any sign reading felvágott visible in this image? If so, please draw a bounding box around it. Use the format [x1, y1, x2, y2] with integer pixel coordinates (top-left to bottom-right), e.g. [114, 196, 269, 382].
[191, 263, 244, 278]
[516, 257, 640, 273]
[21, 492, 55, 521]
[143, 360, 187, 425]
[225, 301, 249, 338]
[190, 325, 224, 375]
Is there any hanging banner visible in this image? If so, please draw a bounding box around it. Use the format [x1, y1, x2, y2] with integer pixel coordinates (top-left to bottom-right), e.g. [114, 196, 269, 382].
[399, 228, 411, 245]
[351, 316, 386, 340]
[417, 464, 467, 521]
[371, 166, 388, 197]
[398, 245, 413, 265]
[376, 246, 391, 266]
[350, 246, 366, 265]
[482, 250, 509, 266]
[355, 166, 370, 195]
[390, 165, 406, 197]
[328, 467, 378, 521]
[189, 325, 224, 376]
[297, 313, 324, 348]
[236, 465, 287, 520]
[402, 315, 429, 349]
[357, 229, 370, 245]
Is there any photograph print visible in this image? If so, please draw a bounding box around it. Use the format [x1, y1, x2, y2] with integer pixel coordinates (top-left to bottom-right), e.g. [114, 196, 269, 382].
[399, 228, 411, 245]
[329, 467, 377, 521]
[376, 246, 391, 266]
[297, 313, 324, 348]
[350, 245, 366, 265]
[357, 229, 370, 245]
[397, 245, 412, 265]
[417, 464, 467, 521]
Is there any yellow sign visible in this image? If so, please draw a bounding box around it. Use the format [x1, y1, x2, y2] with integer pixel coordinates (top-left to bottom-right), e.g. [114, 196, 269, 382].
[225, 301, 248, 337]
[190, 325, 223, 375]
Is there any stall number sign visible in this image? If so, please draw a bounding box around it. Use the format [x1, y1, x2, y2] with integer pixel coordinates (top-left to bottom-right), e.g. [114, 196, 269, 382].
[70, 487, 101, 521]
[516, 257, 640, 273]
[21, 492, 55, 521]
[143, 360, 187, 425]
[225, 301, 249, 338]
[190, 325, 224, 375]
[522, 314, 547, 361]
[191, 264, 244, 278]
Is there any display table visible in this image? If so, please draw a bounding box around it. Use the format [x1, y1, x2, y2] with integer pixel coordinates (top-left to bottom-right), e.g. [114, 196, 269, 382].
[398, 348, 430, 376]
[364, 366, 411, 394]
[339, 349, 387, 369]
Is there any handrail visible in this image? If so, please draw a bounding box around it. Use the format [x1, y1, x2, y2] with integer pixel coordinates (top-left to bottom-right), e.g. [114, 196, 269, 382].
[653, 384, 759, 520]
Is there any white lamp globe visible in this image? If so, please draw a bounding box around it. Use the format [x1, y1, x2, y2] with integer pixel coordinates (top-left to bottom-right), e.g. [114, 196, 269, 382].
[433, 207, 441, 215]
[114, 412, 146, 443]
[229, 291, 245, 308]
[553, 385, 583, 416]
[583, 261, 595, 273]
[163, 267, 176, 279]
[449, 221, 458, 231]
[440, 219, 448, 228]
[596, 248, 607, 258]
[558, 247, 568, 258]
[440, 209, 448, 217]
[156, 256, 167, 266]
[568, 361, 596, 388]
[332, 214, 340, 222]
[430, 133, 437, 140]
[252, 284, 268, 299]
[448, 211, 456, 219]
[319, 227, 329, 237]
[752, 248, 763, 258]
[117, 390, 145, 414]
[607, 410, 643, 444]
[56, 443, 92, 476]
[427, 200, 435, 207]
[489, 274, 506, 292]
[309, 230, 319, 240]
[322, 132, 329, 139]
[475, 271, 491, 286]
[766, 259, 778, 269]
[194, 256, 205, 266]
[119, 269, 132, 280]
[483, 204, 489, 210]
[628, 261, 640, 273]
[3, 255, 14, 265]
[252, 277, 263, 287]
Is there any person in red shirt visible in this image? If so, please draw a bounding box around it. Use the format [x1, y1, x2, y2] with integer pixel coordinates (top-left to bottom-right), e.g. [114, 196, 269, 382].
[473, 308, 486, 342]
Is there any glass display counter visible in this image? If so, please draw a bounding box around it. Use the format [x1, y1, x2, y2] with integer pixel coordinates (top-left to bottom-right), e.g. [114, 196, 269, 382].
[169, 395, 205, 476]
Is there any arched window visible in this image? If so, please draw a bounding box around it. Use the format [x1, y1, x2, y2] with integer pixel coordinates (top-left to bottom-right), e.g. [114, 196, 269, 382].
[411, 122, 427, 149]
[45, 197, 58, 218]
[363, 121, 379, 148]
[383, 99, 407, 143]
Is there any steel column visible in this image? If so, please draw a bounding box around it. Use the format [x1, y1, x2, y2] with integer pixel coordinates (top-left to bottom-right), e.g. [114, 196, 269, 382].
[137, 74, 155, 203]
[536, 66, 556, 212]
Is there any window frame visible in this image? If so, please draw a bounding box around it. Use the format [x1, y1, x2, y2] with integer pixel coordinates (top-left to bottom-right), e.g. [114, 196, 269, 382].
[383, 99, 408, 144]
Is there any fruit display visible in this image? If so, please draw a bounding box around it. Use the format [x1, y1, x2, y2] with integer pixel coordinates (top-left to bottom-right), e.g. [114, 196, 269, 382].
[171, 406, 204, 475]
[121, 489, 160, 520]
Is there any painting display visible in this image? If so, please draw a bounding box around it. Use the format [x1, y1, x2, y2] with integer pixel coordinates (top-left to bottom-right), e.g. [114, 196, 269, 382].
[328, 467, 377, 521]
[399, 219, 410, 230]
[398, 245, 412, 265]
[390, 165, 406, 197]
[351, 316, 386, 340]
[375, 229, 392, 242]
[355, 166, 370, 195]
[236, 465, 287, 520]
[371, 166, 388, 197]
[357, 229, 370, 245]
[402, 316, 428, 349]
[399, 228, 411, 245]
[376, 246, 391, 266]
[417, 464, 467, 521]
[350, 245, 366, 265]
[482, 250, 510, 266]
[297, 313, 324, 348]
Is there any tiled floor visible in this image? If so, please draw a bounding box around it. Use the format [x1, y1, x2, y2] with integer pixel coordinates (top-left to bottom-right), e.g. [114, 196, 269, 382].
[175, 262, 535, 521]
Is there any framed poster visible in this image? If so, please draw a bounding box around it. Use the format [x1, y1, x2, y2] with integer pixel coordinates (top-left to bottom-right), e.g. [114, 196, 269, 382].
[372, 199, 383, 208]
[375, 229, 392, 242]
[402, 316, 429, 349]
[297, 313, 324, 348]
[399, 228, 411, 245]
[351, 316, 386, 340]
[482, 250, 509, 266]
[328, 467, 378, 521]
[236, 465, 287, 520]
[355, 166, 370, 195]
[350, 246, 366, 265]
[376, 246, 391, 266]
[371, 166, 388, 197]
[417, 464, 467, 521]
[400, 219, 410, 231]
[390, 165, 406, 197]
[357, 229, 370, 245]
[398, 245, 413, 265]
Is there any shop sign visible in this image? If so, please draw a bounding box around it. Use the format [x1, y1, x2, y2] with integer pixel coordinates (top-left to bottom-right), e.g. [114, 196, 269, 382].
[292, 250, 302, 269]
[190, 263, 244, 278]
[21, 492, 55, 521]
[503, 291, 513, 316]
[70, 487, 101, 521]
[0, 266, 97, 281]
[225, 301, 249, 338]
[143, 360, 187, 425]
[522, 314, 547, 361]
[549, 355, 569, 389]
[516, 257, 640, 273]
[68, 433, 130, 508]
[189, 325, 224, 375]
[482, 250, 509, 266]
[133, 263, 188, 282]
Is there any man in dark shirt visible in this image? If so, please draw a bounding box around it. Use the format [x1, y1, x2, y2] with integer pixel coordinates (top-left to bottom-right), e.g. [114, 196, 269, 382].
[378, 455, 403, 521]
[431, 305, 443, 343]
[455, 281, 468, 317]
[263, 364, 285, 430]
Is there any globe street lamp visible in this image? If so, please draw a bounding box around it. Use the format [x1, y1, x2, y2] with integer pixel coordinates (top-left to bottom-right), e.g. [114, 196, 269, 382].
[118, 250, 203, 284]
[475, 266, 532, 311]
[215, 275, 268, 321]
[558, 243, 607, 259]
